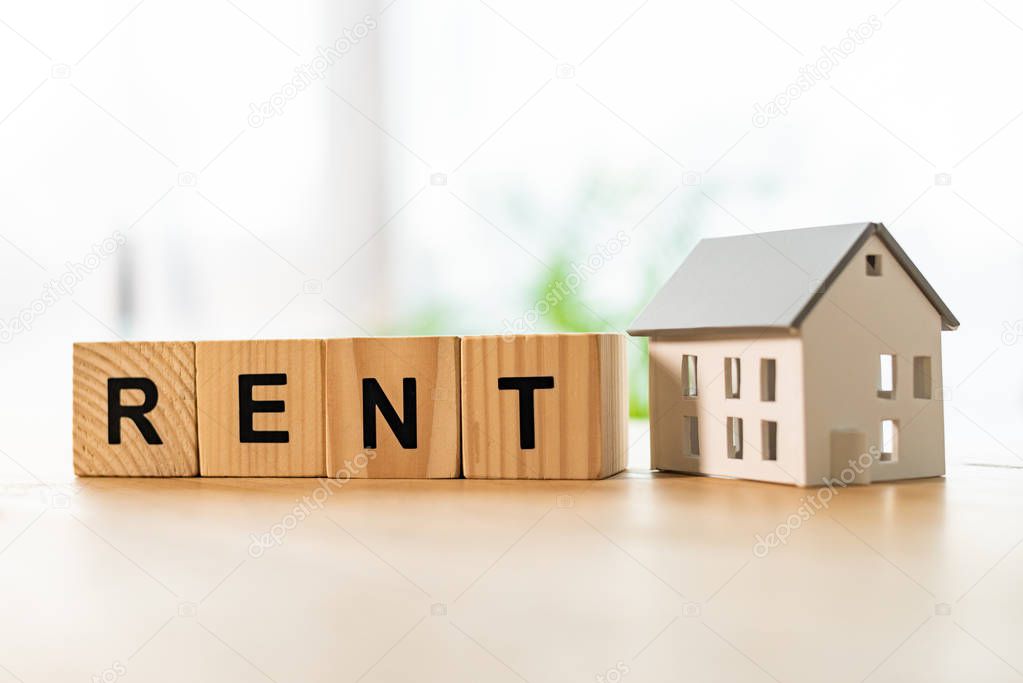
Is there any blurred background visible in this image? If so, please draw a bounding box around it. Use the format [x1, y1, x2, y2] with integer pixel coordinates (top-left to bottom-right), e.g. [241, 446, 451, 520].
[0, 0, 1020, 480]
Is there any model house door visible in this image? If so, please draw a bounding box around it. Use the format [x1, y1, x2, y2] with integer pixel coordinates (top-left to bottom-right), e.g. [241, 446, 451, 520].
[830, 429, 872, 485]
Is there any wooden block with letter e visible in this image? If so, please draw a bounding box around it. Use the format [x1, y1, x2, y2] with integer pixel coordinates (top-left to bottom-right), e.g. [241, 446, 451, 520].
[196, 339, 325, 477]
[460, 333, 628, 479]
[73, 341, 198, 476]
[325, 336, 461, 478]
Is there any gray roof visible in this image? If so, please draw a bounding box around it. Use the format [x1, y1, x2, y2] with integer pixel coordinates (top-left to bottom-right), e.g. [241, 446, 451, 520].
[628, 222, 959, 336]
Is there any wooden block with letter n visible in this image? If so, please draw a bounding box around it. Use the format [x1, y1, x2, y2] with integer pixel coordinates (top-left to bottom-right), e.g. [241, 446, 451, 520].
[460, 333, 628, 479]
[325, 336, 461, 478]
[196, 339, 325, 477]
[73, 341, 198, 476]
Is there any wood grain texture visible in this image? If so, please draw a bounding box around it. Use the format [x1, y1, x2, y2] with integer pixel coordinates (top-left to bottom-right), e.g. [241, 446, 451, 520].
[73, 342, 198, 476]
[6, 475, 1002, 678]
[196, 339, 325, 477]
[460, 333, 628, 479]
[325, 336, 460, 478]
[598, 333, 629, 479]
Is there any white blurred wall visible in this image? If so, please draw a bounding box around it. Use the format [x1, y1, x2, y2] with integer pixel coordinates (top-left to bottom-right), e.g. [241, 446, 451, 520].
[0, 0, 1019, 479]
[0, 0, 387, 479]
[377, 0, 1023, 468]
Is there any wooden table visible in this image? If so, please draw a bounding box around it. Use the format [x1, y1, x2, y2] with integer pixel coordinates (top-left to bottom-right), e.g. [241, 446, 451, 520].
[2, 462, 1022, 682]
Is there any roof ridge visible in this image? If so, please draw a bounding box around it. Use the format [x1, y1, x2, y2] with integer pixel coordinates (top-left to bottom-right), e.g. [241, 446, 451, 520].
[627, 221, 958, 336]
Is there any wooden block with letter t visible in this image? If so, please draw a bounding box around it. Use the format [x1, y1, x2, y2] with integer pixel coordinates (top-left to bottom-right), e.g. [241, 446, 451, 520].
[325, 336, 461, 478]
[73, 341, 198, 476]
[195, 339, 325, 477]
[460, 333, 628, 479]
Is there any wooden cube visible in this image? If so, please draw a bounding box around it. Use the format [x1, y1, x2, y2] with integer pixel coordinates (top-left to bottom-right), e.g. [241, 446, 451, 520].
[325, 336, 460, 478]
[461, 333, 628, 479]
[196, 339, 325, 477]
[73, 342, 198, 476]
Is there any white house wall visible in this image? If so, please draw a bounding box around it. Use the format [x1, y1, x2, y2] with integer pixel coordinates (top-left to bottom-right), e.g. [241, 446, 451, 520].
[648, 334, 808, 485]
[800, 234, 946, 484]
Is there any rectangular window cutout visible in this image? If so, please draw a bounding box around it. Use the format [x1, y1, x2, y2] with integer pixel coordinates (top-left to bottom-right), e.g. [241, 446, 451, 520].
[727, 417, 743, 459]
[761, 420, 777, 461]
[877, 354, 895, 398]
[880, 419, 898, 462]
[724, 357, 741, 398]
[866, 254, 882, 276]
[681, 355, 698, 397]
[681, 415, 700, 457]
[760, 358, 776, 402]
[913, 356, 932, 399]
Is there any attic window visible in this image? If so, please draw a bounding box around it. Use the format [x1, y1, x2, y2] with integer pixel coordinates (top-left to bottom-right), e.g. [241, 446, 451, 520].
[681, 355, 697, 397]
[878, 354, 895, 399]
[724, 358, 741, 398]
[866, 254, 882, 276]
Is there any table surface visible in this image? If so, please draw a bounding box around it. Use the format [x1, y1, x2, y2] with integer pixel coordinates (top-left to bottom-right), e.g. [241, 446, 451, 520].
[3, 461, 1023, 683]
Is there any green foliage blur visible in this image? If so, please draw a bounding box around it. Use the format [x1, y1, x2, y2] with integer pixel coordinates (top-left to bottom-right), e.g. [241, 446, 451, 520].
[504, 172, 710, 418]
[391, 170, 711, 419]
[529, 255, 651, 417]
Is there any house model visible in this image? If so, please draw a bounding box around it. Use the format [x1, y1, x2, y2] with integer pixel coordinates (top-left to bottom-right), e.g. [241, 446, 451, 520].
[628, 222, 959, 486]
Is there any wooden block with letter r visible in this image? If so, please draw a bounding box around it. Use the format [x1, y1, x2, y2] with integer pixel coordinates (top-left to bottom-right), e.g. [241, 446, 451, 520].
[460, 333, 628, 479]
[195, 339, 325, 477]
[73, 341, 198, 476]
[325, 336, 461, 478]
